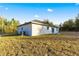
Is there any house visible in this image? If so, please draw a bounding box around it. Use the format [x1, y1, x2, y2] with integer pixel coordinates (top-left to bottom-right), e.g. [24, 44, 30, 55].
[17, 20, 59, 36]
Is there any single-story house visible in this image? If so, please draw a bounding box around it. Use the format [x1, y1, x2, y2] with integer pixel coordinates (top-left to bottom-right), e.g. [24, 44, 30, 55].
[17, 20, 59, 36]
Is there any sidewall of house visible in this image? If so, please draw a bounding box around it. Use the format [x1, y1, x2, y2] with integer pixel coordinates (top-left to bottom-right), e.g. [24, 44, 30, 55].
[17, 24, 32, 36]
[32, 24, 53, 36]
[54, 28, 59, 34]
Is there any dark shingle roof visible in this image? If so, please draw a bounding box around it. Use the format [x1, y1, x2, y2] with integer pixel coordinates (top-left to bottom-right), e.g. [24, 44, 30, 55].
[18, 20, 59, 28]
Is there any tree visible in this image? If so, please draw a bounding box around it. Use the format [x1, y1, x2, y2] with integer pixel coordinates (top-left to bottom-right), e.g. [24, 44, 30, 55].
[59, 23, 63, 31]
[0, 17, 5, 34]
[43, 19, 54, 29]
[62, 19, 74, 31]
[10, 18, 19, 33]
[32, 19, 54, 27]
[60, 14, 79, 31]
[75, 14, 79, 31]
[43, 19, 53, 27]
[0, 17, 19, 34]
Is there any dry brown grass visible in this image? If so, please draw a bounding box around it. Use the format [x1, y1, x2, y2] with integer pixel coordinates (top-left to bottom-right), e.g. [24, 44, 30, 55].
[0, 34, 79, 56]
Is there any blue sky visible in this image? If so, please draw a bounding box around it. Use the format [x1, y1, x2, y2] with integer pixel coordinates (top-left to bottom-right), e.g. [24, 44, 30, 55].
[0, 3, 79, 25]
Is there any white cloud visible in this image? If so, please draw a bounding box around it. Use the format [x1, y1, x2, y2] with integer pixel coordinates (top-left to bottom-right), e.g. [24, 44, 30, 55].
[5, 7, 8, 10]
[34, 14, 39, 18]
[47, 8, 53, 12]
[75, 3, 79, 5]
[0, 6, 9, 11]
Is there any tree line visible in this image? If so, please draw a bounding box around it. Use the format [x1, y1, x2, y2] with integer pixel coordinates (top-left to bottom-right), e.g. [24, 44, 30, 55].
[0, 14, 79, 35]
[0, 16, 19, 34]
[60, 14, 79, 31]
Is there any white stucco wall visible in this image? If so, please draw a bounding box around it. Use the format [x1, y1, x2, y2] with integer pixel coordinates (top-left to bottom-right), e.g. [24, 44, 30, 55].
[17, 23, 59, 36]
[53, 28, 59, 34]
[32, 24, 53, 36]
[17, 24, 32, 36]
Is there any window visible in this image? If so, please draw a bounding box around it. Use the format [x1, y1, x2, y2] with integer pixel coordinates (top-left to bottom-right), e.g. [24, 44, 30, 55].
[47, 26, 49, 30]
[56, 28, 59, 31]
[23, 31, 26, 35]
[21, 27, 23, 30]
[52, 28, 54, 33]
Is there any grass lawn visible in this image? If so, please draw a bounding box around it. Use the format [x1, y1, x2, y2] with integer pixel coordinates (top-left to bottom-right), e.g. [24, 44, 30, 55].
[0, 34, 79, 56]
